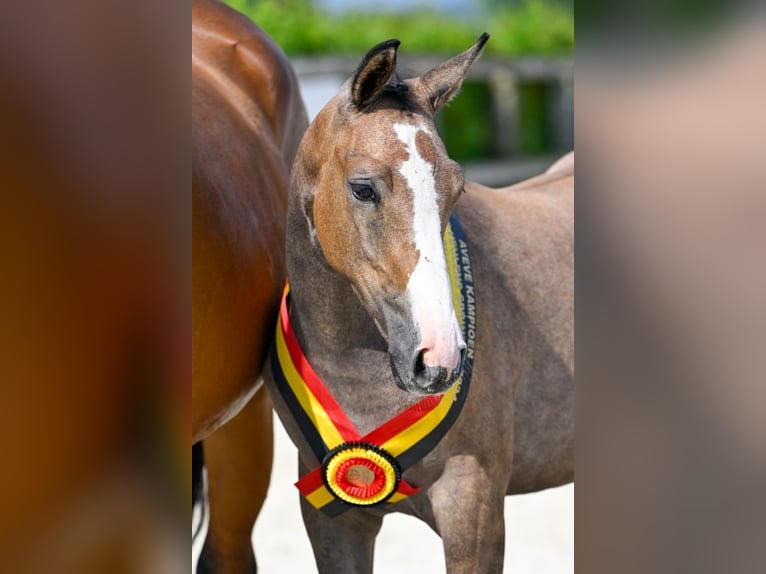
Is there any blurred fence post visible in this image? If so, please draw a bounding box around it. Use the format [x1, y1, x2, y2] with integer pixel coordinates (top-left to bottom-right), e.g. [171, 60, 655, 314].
[488, 67, 519, 158]
[550, 70, 575, 152]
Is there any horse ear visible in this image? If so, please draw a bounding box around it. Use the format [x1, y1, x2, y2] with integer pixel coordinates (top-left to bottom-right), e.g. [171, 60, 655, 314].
[419, 33, 489, 113]
[351, 39, 400, 109]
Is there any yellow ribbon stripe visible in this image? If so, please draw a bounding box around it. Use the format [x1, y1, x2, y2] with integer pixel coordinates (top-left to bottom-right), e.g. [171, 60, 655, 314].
[275, 324, 346, 450]
[303, 485, 336, 509]
[444, 223, 465, 332]
[380, 383, 459, 457]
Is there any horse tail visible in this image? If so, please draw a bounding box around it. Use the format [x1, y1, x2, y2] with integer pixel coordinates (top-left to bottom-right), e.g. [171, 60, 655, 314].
[192, 441, 206, 542]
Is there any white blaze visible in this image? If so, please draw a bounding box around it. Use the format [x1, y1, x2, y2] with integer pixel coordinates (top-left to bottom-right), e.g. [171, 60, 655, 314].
[393, 122, 465, 371]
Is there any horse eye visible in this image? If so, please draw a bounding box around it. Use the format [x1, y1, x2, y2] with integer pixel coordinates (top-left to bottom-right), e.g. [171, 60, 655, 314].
[350, 182, 377, 203]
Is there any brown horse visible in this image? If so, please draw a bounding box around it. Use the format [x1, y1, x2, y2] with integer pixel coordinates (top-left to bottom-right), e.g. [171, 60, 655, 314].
[192, 0, 307, 572]
[263, 36, 573, 572]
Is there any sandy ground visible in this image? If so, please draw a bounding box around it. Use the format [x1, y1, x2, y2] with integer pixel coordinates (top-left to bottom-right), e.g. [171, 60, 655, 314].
[193, 418, 573, 573]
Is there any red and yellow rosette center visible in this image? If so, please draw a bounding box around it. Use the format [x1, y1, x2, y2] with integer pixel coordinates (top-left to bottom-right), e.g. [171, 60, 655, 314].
[322, 444, 400, 506]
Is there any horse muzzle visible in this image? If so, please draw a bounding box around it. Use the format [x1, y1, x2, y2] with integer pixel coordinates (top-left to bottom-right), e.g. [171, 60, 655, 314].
[378, 297, 466, 394]
[390, 345, 467, 395]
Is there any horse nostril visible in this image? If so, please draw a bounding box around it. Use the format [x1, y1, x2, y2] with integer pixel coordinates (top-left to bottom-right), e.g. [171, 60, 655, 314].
[412, 349, 451, 393]
[414, 349, 427, 379]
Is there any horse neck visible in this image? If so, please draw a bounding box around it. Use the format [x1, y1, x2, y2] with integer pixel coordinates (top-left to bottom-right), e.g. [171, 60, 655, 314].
[284, 178, 385, 358]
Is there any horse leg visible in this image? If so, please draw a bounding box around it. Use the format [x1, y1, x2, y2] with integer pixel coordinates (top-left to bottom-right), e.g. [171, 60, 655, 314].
[197, 386, 273, 574]
[299, 461, 383, 574]
[429, 455, 508, 574]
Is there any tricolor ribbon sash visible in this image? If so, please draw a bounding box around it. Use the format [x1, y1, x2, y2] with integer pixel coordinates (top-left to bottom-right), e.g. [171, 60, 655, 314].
[270, 213, 476, 517]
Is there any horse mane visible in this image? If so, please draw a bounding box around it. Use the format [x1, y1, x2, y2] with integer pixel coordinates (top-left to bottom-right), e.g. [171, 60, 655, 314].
[382, 72, 409, 95]
[363, 73, 432, 116]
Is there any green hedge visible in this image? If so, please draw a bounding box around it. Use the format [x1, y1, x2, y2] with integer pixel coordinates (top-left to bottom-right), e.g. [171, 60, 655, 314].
[223, 0, 573, 56]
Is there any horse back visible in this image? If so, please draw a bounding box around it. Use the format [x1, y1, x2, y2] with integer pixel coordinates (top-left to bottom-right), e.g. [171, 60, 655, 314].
[192, 0, 307, 440]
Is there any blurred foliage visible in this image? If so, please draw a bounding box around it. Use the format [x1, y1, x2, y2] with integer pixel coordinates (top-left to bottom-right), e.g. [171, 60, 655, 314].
[220, 0, 571, 161]
[518, 82, 550, 154]
[224, 0, 573, 56]
[439, 81, 555, 161]
[438, 82, 493, 161]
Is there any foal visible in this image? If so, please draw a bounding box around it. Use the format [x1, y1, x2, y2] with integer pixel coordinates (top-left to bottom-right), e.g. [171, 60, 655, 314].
[265, 35, 573, 573]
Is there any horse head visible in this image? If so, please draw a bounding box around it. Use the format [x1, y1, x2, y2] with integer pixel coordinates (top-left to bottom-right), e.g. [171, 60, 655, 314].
[292, 34, 488, 395]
